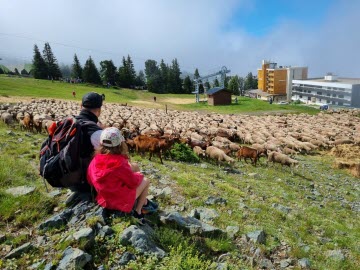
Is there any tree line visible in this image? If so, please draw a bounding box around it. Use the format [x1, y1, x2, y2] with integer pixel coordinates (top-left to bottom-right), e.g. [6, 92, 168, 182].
[0, 42, 258, 95]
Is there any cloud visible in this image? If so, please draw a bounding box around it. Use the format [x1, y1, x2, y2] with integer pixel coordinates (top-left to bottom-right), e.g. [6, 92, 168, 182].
[0, 0, 359, 77]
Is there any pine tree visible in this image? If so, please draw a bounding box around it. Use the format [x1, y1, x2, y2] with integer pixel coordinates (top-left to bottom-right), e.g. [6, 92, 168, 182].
[183, 76, 193, 94]
[127, 55, 136, 87]
[135, 70, 146, 87]
[169, 58, 182, 93]
[194, 68, 200, 79]
[118, 56, 127, 87]
[42, 42, 62, 79]
[213, 78, 220, 87]
[159, 59, 169, 93]
[14, 68, 20, 75]
[71, 54, 83, 79]
[228, 75, 240, 95]
[118, 55, 136, 88]
[0, 68, 4, 74]
[82, 56, 101, 84]
[21, 69, 28, 75]
[144, 59, 161, 93]
[244, 72, 257, 90]
[32, 44, 48, 79]
[100, 60, 117, 85]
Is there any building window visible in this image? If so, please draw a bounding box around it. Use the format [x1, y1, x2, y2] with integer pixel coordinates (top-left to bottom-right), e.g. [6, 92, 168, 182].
[332, 94, 336, 97]
[317, 92, 322, 95]
[327, 100, 330, 103]
[308, 90, 311, 93]
[299, 95, 303, 98]
[338, 102, 343, 106]
[339, 95, 344, 98]
[327, 93, 330, 96]
[308, 97, 311, 101]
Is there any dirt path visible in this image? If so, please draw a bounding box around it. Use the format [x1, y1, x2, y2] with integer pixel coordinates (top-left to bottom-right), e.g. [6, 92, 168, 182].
[161, 97, 194, 104]
[0, 96, 35, 103]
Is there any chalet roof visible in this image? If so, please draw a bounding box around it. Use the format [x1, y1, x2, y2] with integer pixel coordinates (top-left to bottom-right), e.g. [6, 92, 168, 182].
[206, 87, 231, 95]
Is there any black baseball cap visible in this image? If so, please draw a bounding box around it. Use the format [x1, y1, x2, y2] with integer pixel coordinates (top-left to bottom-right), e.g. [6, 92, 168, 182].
[82, 92, 103, 108]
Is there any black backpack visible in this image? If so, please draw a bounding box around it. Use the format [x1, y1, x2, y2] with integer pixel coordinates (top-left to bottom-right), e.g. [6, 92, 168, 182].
[39, 117, 93, 189]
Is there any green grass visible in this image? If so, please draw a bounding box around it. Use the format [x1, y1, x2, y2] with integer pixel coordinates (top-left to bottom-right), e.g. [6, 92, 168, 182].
[0, 119, 358, 269]
[0, 75, 318, 114]
[182, 97, 318, 114]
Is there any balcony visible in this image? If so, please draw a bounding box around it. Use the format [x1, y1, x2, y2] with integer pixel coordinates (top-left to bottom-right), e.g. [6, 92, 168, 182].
[292, 90, 350, 102]
[293, 86, 351, 95]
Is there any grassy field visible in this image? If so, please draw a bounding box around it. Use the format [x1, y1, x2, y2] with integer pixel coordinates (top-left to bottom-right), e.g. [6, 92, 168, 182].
[0, 120, 359, 269]
[0, 75, 319, 114]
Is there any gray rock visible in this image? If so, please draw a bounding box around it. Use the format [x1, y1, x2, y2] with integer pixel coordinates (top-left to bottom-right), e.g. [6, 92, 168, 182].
[7, 130, 15, 136]
[280, 259, 292, 268]
[65, 192, 85, 206]
[38, 209, 73, 231]
[200, 163, 208, 169]
[226, 226, 239, 239]
[44, 262, 55, 270]
[5, 242, 35, 259]
[216, 262, 228, 270]
[160, 211, 225, 237]
[259, 258, 274, 269]
[119, 251, 136, 265]
[248, 172, 259, 179]
[93, 207, 107, 224]
[249, 208, 261, 214]
[190, 207, 219, 223]
[272, 203, 292, 214]
[5, 186, 35, 196]
[73, 227, 95, 249]
[205, 196, 227, 205]
[47, 189, 62, 198]
[29, 260, 45, 269]
[246, 230, 266, 244]
[162, 186, 172, 195]
[298, 258, 311, 268]
[326, 249, 345, 261]
[57, 247, 92, 270]
[18, 138, 23, 143]
[98, 225, 114, 237]
[239, 202, 248, 209]
[120, 225, 165, 258]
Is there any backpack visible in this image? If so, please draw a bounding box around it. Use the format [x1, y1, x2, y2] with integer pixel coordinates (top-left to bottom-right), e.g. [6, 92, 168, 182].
[39, 116, 94, 189]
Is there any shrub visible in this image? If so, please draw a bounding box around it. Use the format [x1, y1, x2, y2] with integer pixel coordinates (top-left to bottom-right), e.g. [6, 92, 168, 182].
[168, 143, 199, 163]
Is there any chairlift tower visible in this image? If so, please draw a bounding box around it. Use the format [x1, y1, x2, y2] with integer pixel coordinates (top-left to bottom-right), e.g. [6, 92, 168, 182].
[193, 66, 230, 102]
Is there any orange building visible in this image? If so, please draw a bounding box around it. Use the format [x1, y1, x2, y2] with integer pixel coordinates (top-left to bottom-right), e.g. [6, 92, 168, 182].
[257, 60, 308, 100]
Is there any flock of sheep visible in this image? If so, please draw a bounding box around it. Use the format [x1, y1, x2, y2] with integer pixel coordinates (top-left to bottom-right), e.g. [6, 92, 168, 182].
[1, 99, 360, 171]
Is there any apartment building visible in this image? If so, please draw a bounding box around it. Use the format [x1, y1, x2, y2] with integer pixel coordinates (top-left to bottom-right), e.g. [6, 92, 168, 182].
[292, 74, 360, 108]
[256, 60, 308, 100]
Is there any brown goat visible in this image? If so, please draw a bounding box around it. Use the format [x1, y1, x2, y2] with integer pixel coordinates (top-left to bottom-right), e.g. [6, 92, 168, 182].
[23, 113, 33, 132]
[236, 146, 259, 166]
[133, 135, 163, 164]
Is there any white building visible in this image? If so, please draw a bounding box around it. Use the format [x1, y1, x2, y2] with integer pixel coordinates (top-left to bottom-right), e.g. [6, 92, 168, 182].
[291, 74, 360, 108]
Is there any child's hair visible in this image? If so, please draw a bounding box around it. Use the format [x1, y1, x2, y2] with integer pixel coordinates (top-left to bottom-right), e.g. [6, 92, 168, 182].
[95, 141, 129, 159]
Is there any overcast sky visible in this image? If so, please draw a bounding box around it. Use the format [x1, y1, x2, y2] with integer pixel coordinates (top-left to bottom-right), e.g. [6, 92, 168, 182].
[1, 0, 359, 77]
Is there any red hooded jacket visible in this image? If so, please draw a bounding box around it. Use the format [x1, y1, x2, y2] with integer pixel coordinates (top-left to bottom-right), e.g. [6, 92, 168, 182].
[87, 154, 143, 212]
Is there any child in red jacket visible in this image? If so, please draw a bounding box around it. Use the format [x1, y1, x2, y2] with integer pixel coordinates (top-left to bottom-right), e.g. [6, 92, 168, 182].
[87, 127, 157, 217]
